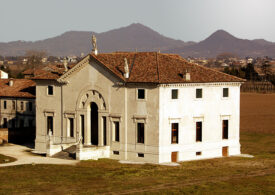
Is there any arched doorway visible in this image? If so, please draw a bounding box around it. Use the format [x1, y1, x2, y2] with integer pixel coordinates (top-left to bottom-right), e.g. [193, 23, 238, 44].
[90, 102, 98, 145]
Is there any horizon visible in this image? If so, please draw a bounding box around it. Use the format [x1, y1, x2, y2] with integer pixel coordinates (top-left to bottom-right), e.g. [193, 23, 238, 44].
[0, 23, 273, 44]
[1, 0, 275, 43]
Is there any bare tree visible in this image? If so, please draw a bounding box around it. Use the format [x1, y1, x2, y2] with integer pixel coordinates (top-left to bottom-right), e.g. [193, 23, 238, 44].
[25, 50, 47, 69]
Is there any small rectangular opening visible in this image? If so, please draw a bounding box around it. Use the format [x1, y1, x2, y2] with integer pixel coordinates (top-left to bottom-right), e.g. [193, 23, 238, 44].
[196, 151, 202, 156]
[196, 122, 202, 142]
[196, 88, 203, 98]
[137, 122, 145, 144]
[113, 151, 119, 155]
[48, 86, 53, 95]
[223, 88, 229, 97]
[138, 153, 144, 158]
[171, 89, 178, 99]
[138, 89, 145, 99]
[222, 120, 229, 139]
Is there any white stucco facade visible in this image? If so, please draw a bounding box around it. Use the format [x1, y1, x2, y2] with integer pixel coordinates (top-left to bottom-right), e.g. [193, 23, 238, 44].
[34, 53, 242, 164]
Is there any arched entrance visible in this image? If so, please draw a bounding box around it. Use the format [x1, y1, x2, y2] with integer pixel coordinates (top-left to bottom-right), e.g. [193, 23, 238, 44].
[90, 102, 98, 145]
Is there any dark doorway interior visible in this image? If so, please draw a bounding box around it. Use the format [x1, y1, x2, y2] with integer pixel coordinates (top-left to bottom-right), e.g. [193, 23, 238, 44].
[91, 102, 98, 145]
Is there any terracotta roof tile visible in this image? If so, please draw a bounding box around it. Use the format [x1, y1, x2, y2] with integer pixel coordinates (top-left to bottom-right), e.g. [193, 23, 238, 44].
[0, 79, 35, 98]
[30, 52, 245, 83]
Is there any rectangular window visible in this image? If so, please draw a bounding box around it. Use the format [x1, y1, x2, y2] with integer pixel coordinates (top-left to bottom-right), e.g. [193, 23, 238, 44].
[223, 88, 229, 97]
[103, 116, 107, 146]
[47, 116, 53, 135]
[48, 86, 53, 95]
[80, 115, 85, 144]
[20, 102, 24, 110]
[171, 123, 179, 144]
[137, 89, 145, 99]
[196, 122, 202, 142]
[222, 120, 229, 139]
[3, 101, 7, 109]
[12, 101, 15, 110]
[20, 119, 24, 128]
[28, 102, 33, 111]
[3, 118, 8, 128]
[196, 151, 202, 156]
[113, 151, 119, 155]
[28, 119, 33, 127]
[137, 123, 145, 144]
[196, 88, 203, 98]
[69, 118, 74, 137]
[171, 89, 178, 99]
[138, 153, 144, 158]
[114, 121, 120, 142]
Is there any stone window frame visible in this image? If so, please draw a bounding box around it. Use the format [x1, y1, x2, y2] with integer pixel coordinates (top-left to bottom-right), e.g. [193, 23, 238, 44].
[220, 115, 231, 140]
[64, 112, 76, 138]
[193, 116, 204, 143]
[109, 114, 122, 143]
[44, 110, 56, 136]
[168, 118, 182, 145]
[133, 115, 147, 145]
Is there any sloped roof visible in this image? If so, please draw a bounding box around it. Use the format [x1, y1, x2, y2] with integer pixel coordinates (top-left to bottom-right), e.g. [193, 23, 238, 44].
[92, 52, 245, 83]
[0, 79, 35, 98]
[32, 52, 245, 83]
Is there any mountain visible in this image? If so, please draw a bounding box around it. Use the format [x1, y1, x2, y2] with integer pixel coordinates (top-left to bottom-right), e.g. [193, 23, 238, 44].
[166, 30, 275, 58]
[1, 24, 275, 58]
[0, 23, 189, 56]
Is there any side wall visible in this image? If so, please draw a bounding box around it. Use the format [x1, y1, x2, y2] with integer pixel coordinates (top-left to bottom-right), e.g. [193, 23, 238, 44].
[159, 83, 241, 163]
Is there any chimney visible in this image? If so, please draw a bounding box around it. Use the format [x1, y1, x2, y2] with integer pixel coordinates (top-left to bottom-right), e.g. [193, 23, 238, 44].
[9, 79, 14, 87]
[185, 69, 191, 81]
[91, 34, 98, 55]
[63, 58, 68, 72]
[124, 58, 129, 79]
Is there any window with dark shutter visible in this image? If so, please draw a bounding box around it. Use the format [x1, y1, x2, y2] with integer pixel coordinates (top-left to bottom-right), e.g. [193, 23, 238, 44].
[138, 89, 145, 99]
[172, 89, 178, 99]
[196, 88, 203, 98]
[223, 88, 229, 97]
[114, 121, 120, 142]
[137, 123, 145, 143]
[171, 123, 179, 144]
[222, 120, 229, 139]
[196, 122, 202, 142]
[48, 86, 53, 95]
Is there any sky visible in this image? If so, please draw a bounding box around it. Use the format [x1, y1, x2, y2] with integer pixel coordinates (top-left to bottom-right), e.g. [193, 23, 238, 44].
[0, 0, 275, 42]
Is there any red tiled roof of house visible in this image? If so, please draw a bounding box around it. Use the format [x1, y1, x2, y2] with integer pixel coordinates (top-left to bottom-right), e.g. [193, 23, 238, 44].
[31, 52, 245, 83]
[91, 52, 245, 83]
[0, 79, 35, 98]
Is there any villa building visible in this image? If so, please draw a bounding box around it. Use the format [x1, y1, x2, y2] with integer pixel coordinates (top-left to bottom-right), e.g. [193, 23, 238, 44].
[33, 47, 244, 163]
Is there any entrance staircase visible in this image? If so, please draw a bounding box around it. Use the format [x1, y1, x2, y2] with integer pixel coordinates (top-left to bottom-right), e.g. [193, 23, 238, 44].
[52, 145, 77, 160]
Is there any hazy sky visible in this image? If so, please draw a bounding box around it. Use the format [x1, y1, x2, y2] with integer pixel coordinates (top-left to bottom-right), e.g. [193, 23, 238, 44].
[0, 0, 274, 42]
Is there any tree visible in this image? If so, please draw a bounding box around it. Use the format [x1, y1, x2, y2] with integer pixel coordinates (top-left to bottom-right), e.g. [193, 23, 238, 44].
[25, 50, 47, 69]
[261, 60, 272, 81]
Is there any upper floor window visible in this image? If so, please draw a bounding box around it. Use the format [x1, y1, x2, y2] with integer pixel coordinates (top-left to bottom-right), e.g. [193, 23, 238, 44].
[223, 88, 229, 98]
[3, 101, 7, 109]
[171, 123, 179, 144]
[137, 123, 145, 144]
[137, 89, 145, 99]
[171, 89, 178, 99]
[196, 88, 203, 99]
[47, 86, 53, 95]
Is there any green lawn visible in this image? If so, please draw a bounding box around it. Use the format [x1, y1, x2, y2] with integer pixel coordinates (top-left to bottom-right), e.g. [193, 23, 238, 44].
[0, 131, 274, 194]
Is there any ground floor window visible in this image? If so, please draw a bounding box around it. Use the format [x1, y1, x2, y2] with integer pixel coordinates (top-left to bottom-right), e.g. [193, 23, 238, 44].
[47, 116, 53, 135]
[3, 118, 8, 128]
[137, 122, 145, 143]
[114, 121, 120, 142]
[171, 123, 179, 144]
[196, 122, 202, 142]
[222, 120, 229, 139]
[68, 118, 74, 137]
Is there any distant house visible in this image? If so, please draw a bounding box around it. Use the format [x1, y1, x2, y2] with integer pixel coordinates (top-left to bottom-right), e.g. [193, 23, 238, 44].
[0, 70, 8, 79]
[32, 45, 244, 163]
[0, 79, 36, 143]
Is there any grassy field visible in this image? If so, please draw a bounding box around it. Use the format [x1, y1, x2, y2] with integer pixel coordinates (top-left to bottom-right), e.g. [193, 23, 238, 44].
[0, 93, 274, 194]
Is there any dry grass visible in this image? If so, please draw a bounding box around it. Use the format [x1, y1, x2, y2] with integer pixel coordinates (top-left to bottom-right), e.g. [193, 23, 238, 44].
[0, 93, 274, 194]
[241, 93, 275, 133]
